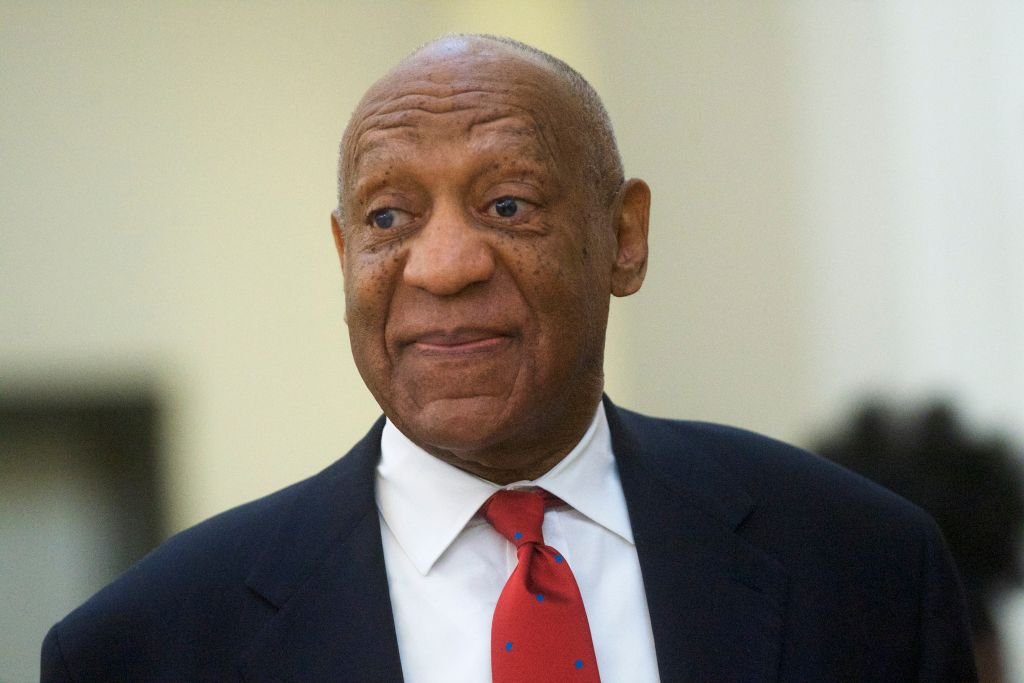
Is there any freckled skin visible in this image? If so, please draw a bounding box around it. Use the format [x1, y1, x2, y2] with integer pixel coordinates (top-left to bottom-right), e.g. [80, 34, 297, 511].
[331, 37, 650, 483]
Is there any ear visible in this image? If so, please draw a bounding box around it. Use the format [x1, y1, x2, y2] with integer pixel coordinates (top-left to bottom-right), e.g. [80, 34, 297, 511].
[330, 209, 346, 276]
[610, 178, 651, 297]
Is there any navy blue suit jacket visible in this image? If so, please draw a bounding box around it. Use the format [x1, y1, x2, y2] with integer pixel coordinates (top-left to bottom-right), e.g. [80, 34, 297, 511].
[42, 400, 977, 681]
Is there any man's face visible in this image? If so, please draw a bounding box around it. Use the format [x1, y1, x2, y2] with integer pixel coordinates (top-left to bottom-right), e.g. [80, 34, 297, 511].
[334, 43, 645, 482]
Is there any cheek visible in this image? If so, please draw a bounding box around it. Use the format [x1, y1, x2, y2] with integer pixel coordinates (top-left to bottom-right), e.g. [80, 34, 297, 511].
[509, 237, 604, 333]
[344, 251, 402, 336]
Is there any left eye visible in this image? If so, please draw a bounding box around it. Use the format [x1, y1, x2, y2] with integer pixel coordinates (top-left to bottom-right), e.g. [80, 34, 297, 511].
[490, 197, 520, 218]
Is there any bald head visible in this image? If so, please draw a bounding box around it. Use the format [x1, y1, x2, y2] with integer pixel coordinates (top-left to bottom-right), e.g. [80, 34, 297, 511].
[329, 32, 651, 482]
[337, 34, 623, 216]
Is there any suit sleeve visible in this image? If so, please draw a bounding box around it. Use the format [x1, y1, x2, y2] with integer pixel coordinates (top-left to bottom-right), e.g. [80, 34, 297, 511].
[916, 516, 978, 683]
[40, 624, 76, 683]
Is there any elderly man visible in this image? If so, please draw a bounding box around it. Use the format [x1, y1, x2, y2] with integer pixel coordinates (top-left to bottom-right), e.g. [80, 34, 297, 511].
[42, 35, 975, 682]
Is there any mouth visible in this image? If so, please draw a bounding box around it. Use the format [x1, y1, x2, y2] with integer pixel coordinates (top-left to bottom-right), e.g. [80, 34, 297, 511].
[403, 328, 515, 355]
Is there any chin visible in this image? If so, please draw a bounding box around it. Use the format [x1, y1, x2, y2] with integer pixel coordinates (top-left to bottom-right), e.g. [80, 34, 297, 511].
[398, 395, 517, 453]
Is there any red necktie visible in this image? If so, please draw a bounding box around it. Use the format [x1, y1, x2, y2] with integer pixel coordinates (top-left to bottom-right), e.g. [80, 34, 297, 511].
[483, 489, 601, 682]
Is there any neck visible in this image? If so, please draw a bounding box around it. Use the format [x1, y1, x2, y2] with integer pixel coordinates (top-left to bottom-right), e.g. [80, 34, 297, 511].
[422, 396, 602, 484]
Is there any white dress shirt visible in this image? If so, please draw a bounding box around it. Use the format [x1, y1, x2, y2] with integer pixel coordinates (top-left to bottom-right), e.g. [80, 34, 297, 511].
[375, 403, 661, 682]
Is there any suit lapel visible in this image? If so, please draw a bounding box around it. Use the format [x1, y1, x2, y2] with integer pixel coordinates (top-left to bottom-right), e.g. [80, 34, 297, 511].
[238, 418, 405, 683]
[606, 400, 787, 683]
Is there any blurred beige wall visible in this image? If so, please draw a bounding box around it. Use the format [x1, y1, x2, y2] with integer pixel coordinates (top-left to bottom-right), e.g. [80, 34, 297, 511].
[3, 0, 1022, 534]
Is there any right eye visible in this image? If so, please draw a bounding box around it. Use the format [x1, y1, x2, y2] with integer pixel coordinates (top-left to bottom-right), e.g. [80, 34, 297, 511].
[368, 207, 411, 230]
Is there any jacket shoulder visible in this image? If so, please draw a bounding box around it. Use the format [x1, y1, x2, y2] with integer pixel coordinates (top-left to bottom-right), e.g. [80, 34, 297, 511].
[608, 404, 976, 680]
[610, 405, 928, 527]
[42, 418, 385, 681]
[42, 475, 311, 679]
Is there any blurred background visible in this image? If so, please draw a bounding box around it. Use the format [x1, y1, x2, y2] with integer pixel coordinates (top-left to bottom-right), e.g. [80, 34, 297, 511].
[2, 1, 1022, 680]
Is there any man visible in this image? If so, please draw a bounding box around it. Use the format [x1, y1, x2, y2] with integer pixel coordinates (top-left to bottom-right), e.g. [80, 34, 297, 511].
[42, 34, 976, 682]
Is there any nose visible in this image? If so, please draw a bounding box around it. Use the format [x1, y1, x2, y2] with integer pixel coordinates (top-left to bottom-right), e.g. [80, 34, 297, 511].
[403, 202, 495, 296]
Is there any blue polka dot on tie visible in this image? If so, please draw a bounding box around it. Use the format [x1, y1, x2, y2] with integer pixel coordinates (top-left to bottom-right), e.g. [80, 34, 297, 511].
[536, 593, 544, 602]
[554, 554, 564, 563]
[505, 641, 513, 651]
[514, 531, 523, 540]
[575, 659, 584, 669]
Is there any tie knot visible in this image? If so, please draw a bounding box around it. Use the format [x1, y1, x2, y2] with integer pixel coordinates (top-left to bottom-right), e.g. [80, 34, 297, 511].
[483, 489, 550, 546]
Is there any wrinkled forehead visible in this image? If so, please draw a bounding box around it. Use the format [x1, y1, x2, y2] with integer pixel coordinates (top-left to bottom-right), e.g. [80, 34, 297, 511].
[342, 49, 578, 190]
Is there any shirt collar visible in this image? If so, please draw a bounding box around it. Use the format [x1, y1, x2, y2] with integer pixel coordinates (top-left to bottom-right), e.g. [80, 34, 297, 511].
[375, 402, 633, 575]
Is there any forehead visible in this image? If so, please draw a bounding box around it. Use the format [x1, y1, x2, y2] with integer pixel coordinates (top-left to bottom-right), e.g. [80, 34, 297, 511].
[345, 48, 576, 182]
